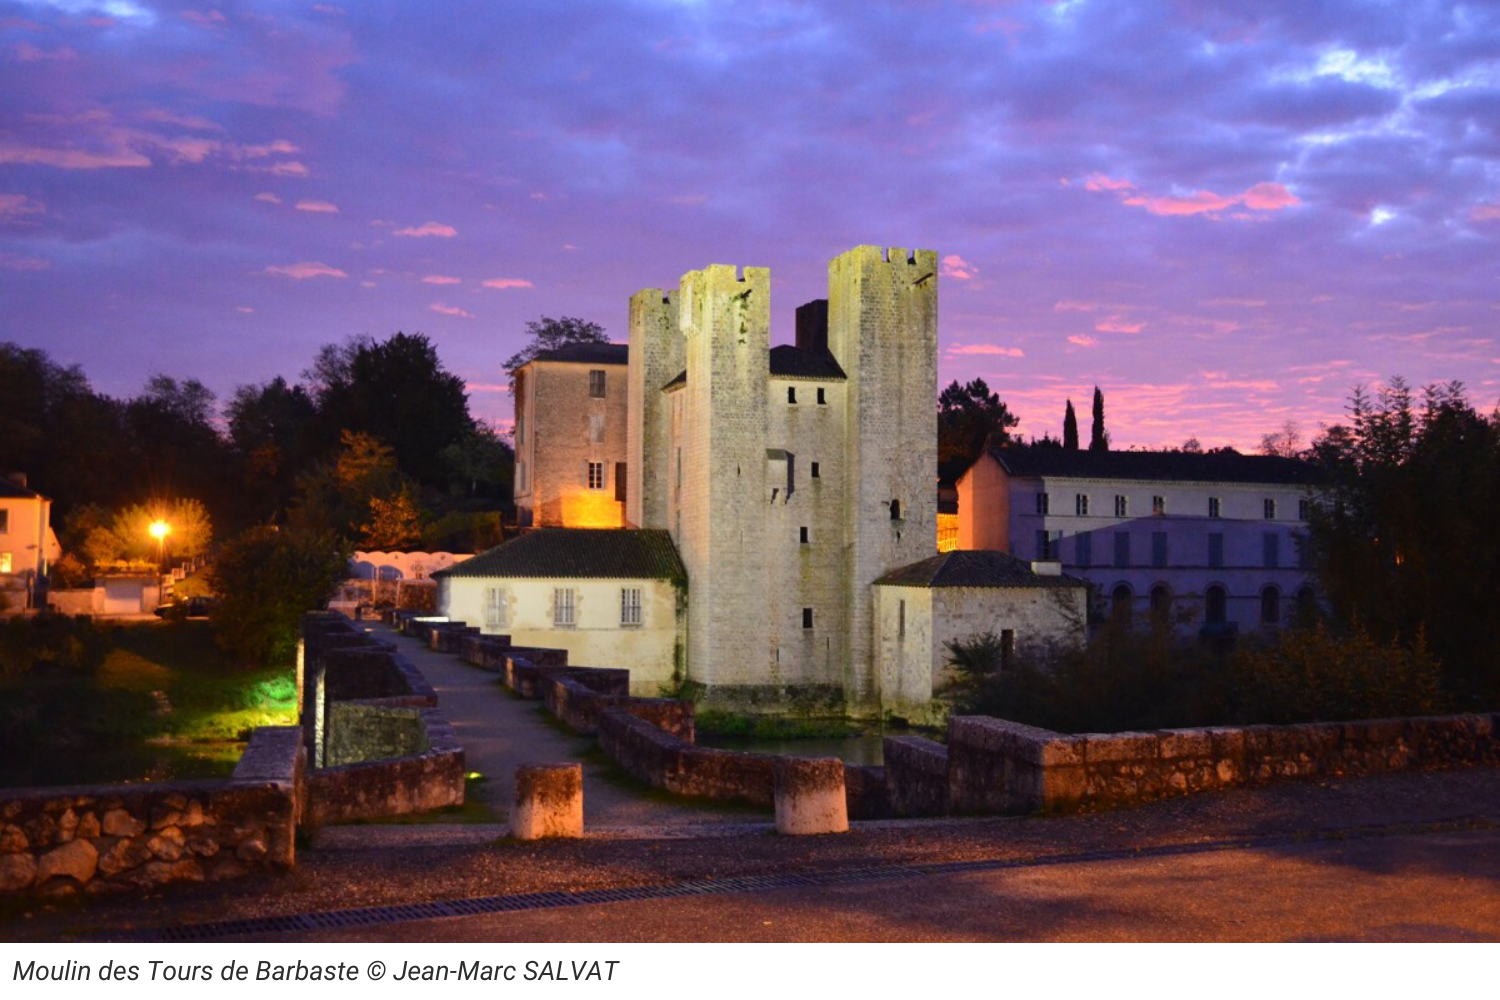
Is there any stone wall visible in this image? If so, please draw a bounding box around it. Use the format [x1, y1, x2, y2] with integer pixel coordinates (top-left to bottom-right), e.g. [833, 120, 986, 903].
[883, 735, 949, 817]
[945, 712, 1500, 815]
[324, 702, 428, 767]
[305, 710, 464, 826]
[0, 727, 302, 897]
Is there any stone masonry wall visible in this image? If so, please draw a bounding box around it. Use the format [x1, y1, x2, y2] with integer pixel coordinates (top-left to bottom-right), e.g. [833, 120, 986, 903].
[305, 709, 464, 826]
[946, 712, 1500, 815]
[0, 726, 303, 897]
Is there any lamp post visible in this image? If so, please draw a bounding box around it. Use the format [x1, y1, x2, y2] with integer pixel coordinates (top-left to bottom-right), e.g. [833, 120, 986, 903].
[149, 520, 171, 573]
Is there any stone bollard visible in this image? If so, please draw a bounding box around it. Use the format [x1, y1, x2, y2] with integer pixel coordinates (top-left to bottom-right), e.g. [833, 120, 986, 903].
[773, 757, 849, 835]
[510, 763, 584, 840]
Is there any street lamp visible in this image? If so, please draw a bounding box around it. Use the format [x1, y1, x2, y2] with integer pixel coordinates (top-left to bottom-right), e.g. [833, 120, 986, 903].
[149, 520, 171, 571]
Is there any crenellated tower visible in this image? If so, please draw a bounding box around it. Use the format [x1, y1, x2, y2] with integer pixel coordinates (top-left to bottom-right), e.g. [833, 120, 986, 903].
[826, 246, 939, 709]
[626, 287, 681, 529]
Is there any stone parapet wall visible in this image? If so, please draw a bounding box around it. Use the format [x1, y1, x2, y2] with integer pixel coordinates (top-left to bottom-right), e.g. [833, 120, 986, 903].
[305, 710, 464, 826]
[325, 701, 428, 767]
[597, 708, 777, 806]
[0, 727, 303, 898]
[883, 735, 949, 817]
[947, 712, 1500, 815]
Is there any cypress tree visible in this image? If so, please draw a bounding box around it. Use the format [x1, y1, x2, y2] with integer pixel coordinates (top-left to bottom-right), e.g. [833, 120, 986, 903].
[1063, 400, 1079, 450]
[1090, 386, 1109, 452]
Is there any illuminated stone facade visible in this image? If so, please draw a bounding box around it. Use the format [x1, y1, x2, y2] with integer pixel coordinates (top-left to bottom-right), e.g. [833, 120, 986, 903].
[512, 343, 629, 528]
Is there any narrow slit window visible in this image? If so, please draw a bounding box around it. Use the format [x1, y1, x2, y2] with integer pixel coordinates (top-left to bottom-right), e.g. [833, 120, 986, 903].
[802, 607, 814, 629]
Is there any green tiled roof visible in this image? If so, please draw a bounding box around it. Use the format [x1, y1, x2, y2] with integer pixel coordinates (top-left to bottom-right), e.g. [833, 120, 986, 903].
[435, 529, 685, 581]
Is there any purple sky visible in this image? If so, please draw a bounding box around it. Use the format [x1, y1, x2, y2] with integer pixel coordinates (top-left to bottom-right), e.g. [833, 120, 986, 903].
[3, 0, 1498, 449]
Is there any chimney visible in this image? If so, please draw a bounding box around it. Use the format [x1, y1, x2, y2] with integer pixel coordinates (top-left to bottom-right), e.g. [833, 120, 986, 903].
[795, 299, 829, 356]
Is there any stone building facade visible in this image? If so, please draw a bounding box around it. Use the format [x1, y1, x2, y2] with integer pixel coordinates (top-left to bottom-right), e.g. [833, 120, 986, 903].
[512, 342, 629, 528]
[0, 473, 59, 612]
[626, 246, 941, 714]
[957, 445, 1320, 636]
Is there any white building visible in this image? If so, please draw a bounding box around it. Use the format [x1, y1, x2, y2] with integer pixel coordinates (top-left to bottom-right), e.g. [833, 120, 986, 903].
[873, 550, 1088, 722]
[958, 446, 1320, 635]
[435, 529, 684, 694]
[0, 473, 60, 612]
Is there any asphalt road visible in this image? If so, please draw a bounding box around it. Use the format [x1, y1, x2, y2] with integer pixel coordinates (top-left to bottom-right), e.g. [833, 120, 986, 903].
[255, 825, 1500, 943]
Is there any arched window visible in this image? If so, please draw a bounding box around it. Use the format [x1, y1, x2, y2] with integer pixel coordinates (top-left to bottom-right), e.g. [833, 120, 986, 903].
[1110, 583, 1133, 626]
[1205, 585, 1227, 624]
[1149, 583, 1172, 622]
[1261, 585, 1281, 626]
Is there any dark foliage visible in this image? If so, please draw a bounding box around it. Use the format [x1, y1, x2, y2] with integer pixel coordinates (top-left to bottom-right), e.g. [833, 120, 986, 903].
[937, 377, 1019, 483]
[210, 527, 350, 667]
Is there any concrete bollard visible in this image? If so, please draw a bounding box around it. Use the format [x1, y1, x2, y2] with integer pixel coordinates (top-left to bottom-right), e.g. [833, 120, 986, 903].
[773, 757, 849, 835]
[510, 763, 584, 840]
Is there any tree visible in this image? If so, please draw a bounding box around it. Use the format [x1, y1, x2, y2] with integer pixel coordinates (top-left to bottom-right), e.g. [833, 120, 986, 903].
[1306, 378, 1500, 707]
[226, 376, 319, 524]
[290, 431, 416, 543]
[306, 333, 473, 484]
[1062, 400, 1079, 450]
[937, 378, 1019, 483]
[438, 423, 515, 500]
[210, 526, 350, 667]
[502, 316, 609, 378]
[358, 488, 423, 550]
[1181, 437, 1203, 453]
[1260, 420, 1304, 458]
[110, 499, 212, 563]
[1089, 386, 1109, 452]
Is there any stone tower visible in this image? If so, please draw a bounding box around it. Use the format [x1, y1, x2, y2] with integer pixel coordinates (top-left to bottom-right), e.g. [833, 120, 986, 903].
[827, 246, 939, 709]
[626, 287, 681, 529]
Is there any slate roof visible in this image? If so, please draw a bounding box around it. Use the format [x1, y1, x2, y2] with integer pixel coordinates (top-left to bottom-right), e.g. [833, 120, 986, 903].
[435, 529, 684, 581]
[0, 477, 45, 500]
[988, 445, 1318, 486]
[875, 550, 1087, 589]
[662, 344, 848, 391]
[530, 342, 629, 366]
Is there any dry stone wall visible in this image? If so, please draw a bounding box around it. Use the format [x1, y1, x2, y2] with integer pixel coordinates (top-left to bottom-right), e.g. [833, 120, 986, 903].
[0, 727, 302, 897]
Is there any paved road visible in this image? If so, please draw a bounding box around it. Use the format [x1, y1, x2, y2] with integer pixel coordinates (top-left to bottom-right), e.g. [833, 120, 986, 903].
[357, 624, 760, 828]
[236, 825, 1500, 942]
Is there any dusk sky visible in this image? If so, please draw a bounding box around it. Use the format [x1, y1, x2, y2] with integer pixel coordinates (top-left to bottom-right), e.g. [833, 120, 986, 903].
[3, 0, 1497, 449]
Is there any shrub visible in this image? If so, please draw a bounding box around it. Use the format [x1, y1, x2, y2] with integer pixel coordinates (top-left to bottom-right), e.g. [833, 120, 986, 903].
[210, 527, 350, 667]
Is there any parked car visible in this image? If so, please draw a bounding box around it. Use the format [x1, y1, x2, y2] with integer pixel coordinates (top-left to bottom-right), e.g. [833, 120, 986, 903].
[154, 596, 217, 619]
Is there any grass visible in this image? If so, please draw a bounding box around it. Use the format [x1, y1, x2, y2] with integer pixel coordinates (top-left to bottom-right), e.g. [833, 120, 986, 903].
[98, 620, 298, 742]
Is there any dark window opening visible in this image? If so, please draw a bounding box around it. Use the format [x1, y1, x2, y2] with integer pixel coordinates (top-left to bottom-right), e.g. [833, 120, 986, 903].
[1110, 584, 1133, 625]
[1205, 585, 1227, 624]
[589, 369, 606, 398]
[816, 387, 826, 404]
[788, 387, 797, 404]
[614, 462, 627, 503]
[802, 607, 813, 629]
[1000, 629, 1015, 671]
[799, 526, 809, 544]
[1261, 586, 1281, 625]
[890, 498, 902, 520]
[810, 462, 820, 478]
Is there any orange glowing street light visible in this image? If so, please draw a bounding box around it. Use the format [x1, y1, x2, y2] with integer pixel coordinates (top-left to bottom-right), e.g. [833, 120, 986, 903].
[149, 519, 171, 569]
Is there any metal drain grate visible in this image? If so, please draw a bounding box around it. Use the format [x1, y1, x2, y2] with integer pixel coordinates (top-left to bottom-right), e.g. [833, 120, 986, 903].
[114, 820, 1490, 943]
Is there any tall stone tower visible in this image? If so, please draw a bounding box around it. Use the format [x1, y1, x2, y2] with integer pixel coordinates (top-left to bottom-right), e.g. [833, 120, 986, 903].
[676, 265, 772, 691]
[626, 287, 681, 529]
[826, 246, 939, 709]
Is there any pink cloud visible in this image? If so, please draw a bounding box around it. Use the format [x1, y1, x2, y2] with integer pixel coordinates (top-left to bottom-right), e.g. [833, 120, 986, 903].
[395, 221, 457, 238]
[422, 275, 462, 285]
[0, 252, 48, 271]
[181, 10, 228, 29]
[0, 193, 44, 219]
[1083, 173, 1135, 192]
[236, 306, 254, 314]
[264, 261, 346, 280]
[941, 254, 979, 280]
[481, 278, 534, 290]
[254, 192, 282, 204]
[1084, 174, 1299, 218]
[295, 199, 339, 213]
[1242, 182, 1298, 211]
[0, 142, 150, 169]
[430, 303, 473, 318]
[1095, 316, 1146, 333]
[1054, 300, 1101, 312]
[1067, 335, 1098, 348]
[465, 382, 511, 394]
[15, 43, 76, 62]
[947, 343, 1024, 357]
[252, 161, 310, 177]
[1471, 203, 1500, 222]
[1126, 190, 1241, 216]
